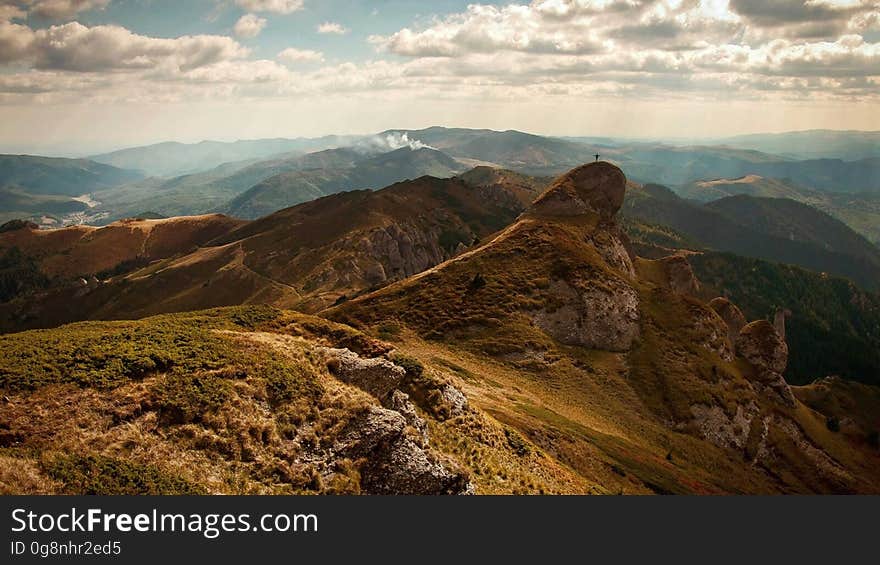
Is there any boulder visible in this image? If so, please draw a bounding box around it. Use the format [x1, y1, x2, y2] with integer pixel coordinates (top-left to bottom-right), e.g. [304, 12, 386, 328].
[735, 320, 795, 407]
[530, 162, 626, 219]
[337, 405, 469, 495]
[323, 348, 405, 401]
[659, 255, 700, 295]
[736, 320, 788, 376]
[709, 297, 746, 347]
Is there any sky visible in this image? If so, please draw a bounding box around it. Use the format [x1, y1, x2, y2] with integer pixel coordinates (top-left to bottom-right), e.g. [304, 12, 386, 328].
[0, 0, 879, 155]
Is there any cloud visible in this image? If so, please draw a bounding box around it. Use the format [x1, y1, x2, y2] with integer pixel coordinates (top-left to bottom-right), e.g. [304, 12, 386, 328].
[0, 20, 34, 62]
[277, 47, 324, 64]
[234, 13, 267, 38]
[0, 21, 250, 72]
[0, 4, 26, 22]
[10, 0, 111, 19]
[317, 21, 348, 34]
[1, 0, 879, 109]
[234, 0, 303, 15]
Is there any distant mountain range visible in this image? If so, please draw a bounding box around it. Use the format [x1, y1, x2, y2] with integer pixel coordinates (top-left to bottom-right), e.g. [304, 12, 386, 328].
[1, 127, 879, 243]
[678, 175, 880, 246]
[711, 130, 880, 161]
[223, 146, 467, 219]
[0, 168, 541, 329]
[90, 135, 362, 177]
[622, 184, 880, 290]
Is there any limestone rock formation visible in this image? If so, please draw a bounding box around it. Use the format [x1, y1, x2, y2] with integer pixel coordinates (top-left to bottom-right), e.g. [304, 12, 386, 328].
[709, 297, 746, 348]
[324, 347, 405, 401]
[320, 348, 470, 494]
[587, 226, 636, 278]
[735, 320, 796, 406]
[524, 162, 641, 351]
[774, 308, 791, 340]
[530, 162, 626, 219]
[531, 278, 640, 352]
[335, 405, 469, 495]
[658, 255, 701, 295]
[737, 321, 788, 375]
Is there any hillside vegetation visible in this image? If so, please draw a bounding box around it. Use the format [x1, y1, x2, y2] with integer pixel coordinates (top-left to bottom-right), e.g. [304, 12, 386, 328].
[622, 185, 880, 290]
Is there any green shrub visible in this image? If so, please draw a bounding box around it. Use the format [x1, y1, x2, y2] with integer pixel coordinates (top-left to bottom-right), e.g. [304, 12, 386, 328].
[152, 373, 231, 424]
[43, 454, 204, 495]
[230, 305, 281, 329]
[391, 354, 424, 378]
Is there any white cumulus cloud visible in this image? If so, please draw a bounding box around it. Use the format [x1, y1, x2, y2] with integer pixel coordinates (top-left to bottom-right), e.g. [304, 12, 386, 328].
[277, 47, 324, 64]
[234, 0, 303, 15]
[234, 13, 267, 38]
[317, 21, 348, 34]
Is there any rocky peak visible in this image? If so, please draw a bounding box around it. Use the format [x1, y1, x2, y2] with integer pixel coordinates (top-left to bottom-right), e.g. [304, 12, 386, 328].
[737, 320, 788, 375]
[735, 320, 795, 406]
[529, 162, 626, 219]
[658, 255, 701, 295]
[774, 308, 791, 340]
[709, 297, 746, 348]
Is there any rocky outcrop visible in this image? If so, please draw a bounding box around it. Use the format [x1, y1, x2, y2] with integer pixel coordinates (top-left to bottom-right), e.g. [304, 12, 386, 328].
[774, 308, 791, 340]
[524, 162, 641, 351]
[690, 402, 759, 451]
[324, 347, 406, 401]
[658, 255, 701, 295]
[531, 278, 640, 352]
[736, 320, 796, 406]
[321, 347, 470, 493]
[709, 297, 746, 348]
[587, 226, 636, 278]
[530, 162, 626, 219]
[334, 405, 468, 495]
[737, 321, 787, 375]
[689, 303, 734, 362]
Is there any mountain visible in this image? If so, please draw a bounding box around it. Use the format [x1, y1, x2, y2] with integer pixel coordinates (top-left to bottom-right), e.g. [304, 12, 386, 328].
[89, 148, 367, 222]
[383, 127, 592, 175]
[599, 145, 880, 193]
[0, 169, 542, 331]
[677, 175, 880, 246]
[222, 147, 468, 219]
[0, 214, 243, 305]
[705, 195, 879, 257]
[0, 154, 142, 197]
[686, 251, 880, 386]
[0, 187, 90, 219]
[4, 162, 879, 495]
[90, 135, 363, 177]
[327, 162, 880, 493]
[715, 130, 880, 161]
[678, 175, 810, 201]
[622, 185, 880, 290]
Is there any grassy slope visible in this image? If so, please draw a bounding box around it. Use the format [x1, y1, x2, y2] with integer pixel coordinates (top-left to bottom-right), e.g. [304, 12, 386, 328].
[0, 306, 591, 495]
